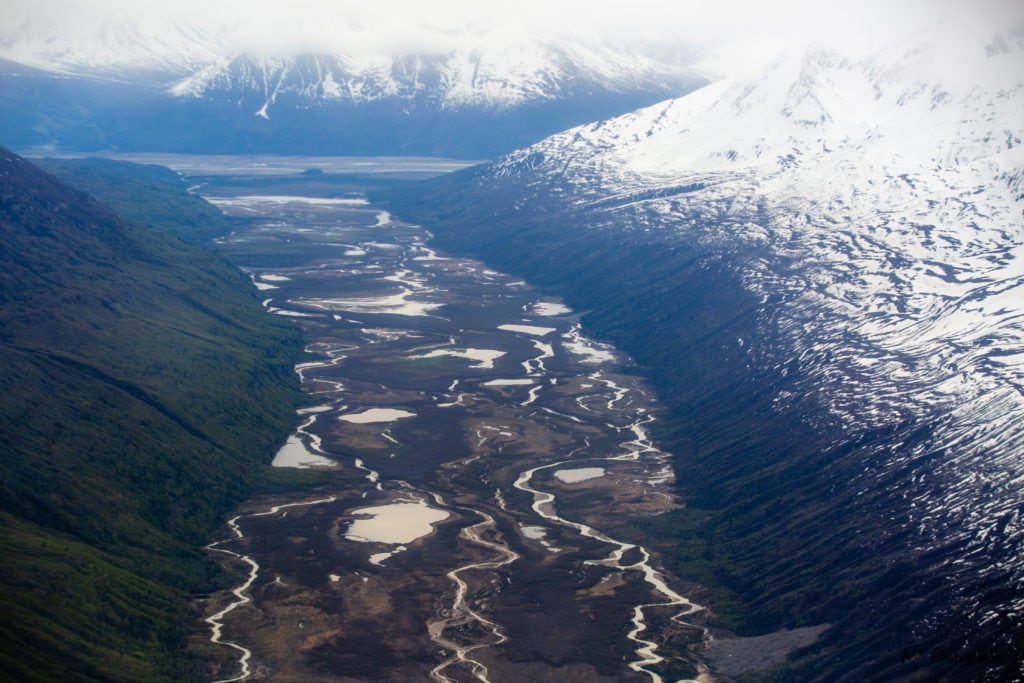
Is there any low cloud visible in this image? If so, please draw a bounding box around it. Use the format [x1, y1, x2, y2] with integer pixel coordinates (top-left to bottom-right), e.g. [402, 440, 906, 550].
[3, 0, 1020, 75]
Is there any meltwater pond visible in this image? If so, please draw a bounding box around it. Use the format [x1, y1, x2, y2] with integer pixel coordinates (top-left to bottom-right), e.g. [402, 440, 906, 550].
[346, 500, 451, 544]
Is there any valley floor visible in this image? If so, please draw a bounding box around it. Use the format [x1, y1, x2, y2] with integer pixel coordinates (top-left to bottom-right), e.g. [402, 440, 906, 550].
[183, 168, 791, 682]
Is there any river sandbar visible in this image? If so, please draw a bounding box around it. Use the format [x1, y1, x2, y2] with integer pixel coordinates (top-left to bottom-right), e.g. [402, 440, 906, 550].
[410, 348, 506, 369]
[498, 323, 557, 336]
[339, 408, 416, 423]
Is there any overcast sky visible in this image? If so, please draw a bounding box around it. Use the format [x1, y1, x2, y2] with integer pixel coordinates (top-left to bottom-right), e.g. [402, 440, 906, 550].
[2, 0, 1018, 77]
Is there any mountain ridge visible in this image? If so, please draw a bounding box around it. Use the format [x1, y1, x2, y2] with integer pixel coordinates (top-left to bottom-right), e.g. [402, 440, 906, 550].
[165, 40, 698, 114]
[377, 15, 1024, 680]
[0, 22, 705, 157]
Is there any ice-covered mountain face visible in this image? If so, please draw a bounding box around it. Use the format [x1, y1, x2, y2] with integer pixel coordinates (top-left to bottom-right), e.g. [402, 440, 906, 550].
[167, 40, 696, 116]
[496, 20, 1024, 441]
[0, 16, 704, 156]
[502, 10, 1024, 589]
[382, 13, 1024, 680]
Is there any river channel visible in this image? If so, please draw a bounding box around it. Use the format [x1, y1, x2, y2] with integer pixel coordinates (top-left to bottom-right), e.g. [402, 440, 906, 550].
[185, 160, 714, 682]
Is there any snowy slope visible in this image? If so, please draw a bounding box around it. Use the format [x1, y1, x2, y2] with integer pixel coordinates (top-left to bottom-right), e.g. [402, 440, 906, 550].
[496, 19, 1024, 431]
[165, 40, 697, 115]
[488, 13, 1024, 643]
[0, 15, 703, 155]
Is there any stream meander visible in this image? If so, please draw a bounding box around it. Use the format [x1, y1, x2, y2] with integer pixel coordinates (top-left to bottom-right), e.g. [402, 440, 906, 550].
[190, 160, 715, 682]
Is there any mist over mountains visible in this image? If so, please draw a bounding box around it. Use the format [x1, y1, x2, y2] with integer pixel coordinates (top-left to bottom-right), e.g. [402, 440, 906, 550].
[0, 13, 704, 157]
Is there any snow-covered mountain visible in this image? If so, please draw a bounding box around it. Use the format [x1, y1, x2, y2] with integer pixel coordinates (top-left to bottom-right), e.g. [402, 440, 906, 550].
[496, 18, 1024, 440]
[167, 41, 697, 117]
[381, 11, 1024, 680]
[0, 16, 703, 156]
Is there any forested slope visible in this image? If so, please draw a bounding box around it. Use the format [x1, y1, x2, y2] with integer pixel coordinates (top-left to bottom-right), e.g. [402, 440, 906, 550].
[37, 156, 235, 244]
[0, 149, 300, 680]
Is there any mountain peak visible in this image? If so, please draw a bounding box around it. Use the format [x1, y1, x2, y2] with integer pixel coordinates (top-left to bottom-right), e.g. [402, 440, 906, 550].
[504, 15, 1023, 182]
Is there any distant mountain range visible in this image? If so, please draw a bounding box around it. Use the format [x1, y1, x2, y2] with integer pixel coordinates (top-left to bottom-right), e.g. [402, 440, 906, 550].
[379, 13, 1024, 681]
[0, 20, 704, 157]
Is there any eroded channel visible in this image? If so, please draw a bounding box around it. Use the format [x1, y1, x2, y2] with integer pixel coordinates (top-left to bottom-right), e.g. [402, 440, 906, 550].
[194, 167, 716, 682]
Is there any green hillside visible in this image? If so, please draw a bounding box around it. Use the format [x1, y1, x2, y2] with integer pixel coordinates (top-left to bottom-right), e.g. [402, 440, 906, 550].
[0, 148, 301, 680]
[36, 156, 235, 244]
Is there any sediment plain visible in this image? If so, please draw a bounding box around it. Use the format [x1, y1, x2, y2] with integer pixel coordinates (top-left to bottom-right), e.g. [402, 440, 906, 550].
[189, 163, 717, 682]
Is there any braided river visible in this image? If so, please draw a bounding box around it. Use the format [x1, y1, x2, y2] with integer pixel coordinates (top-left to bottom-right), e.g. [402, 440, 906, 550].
[184, 160, 714, 682]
